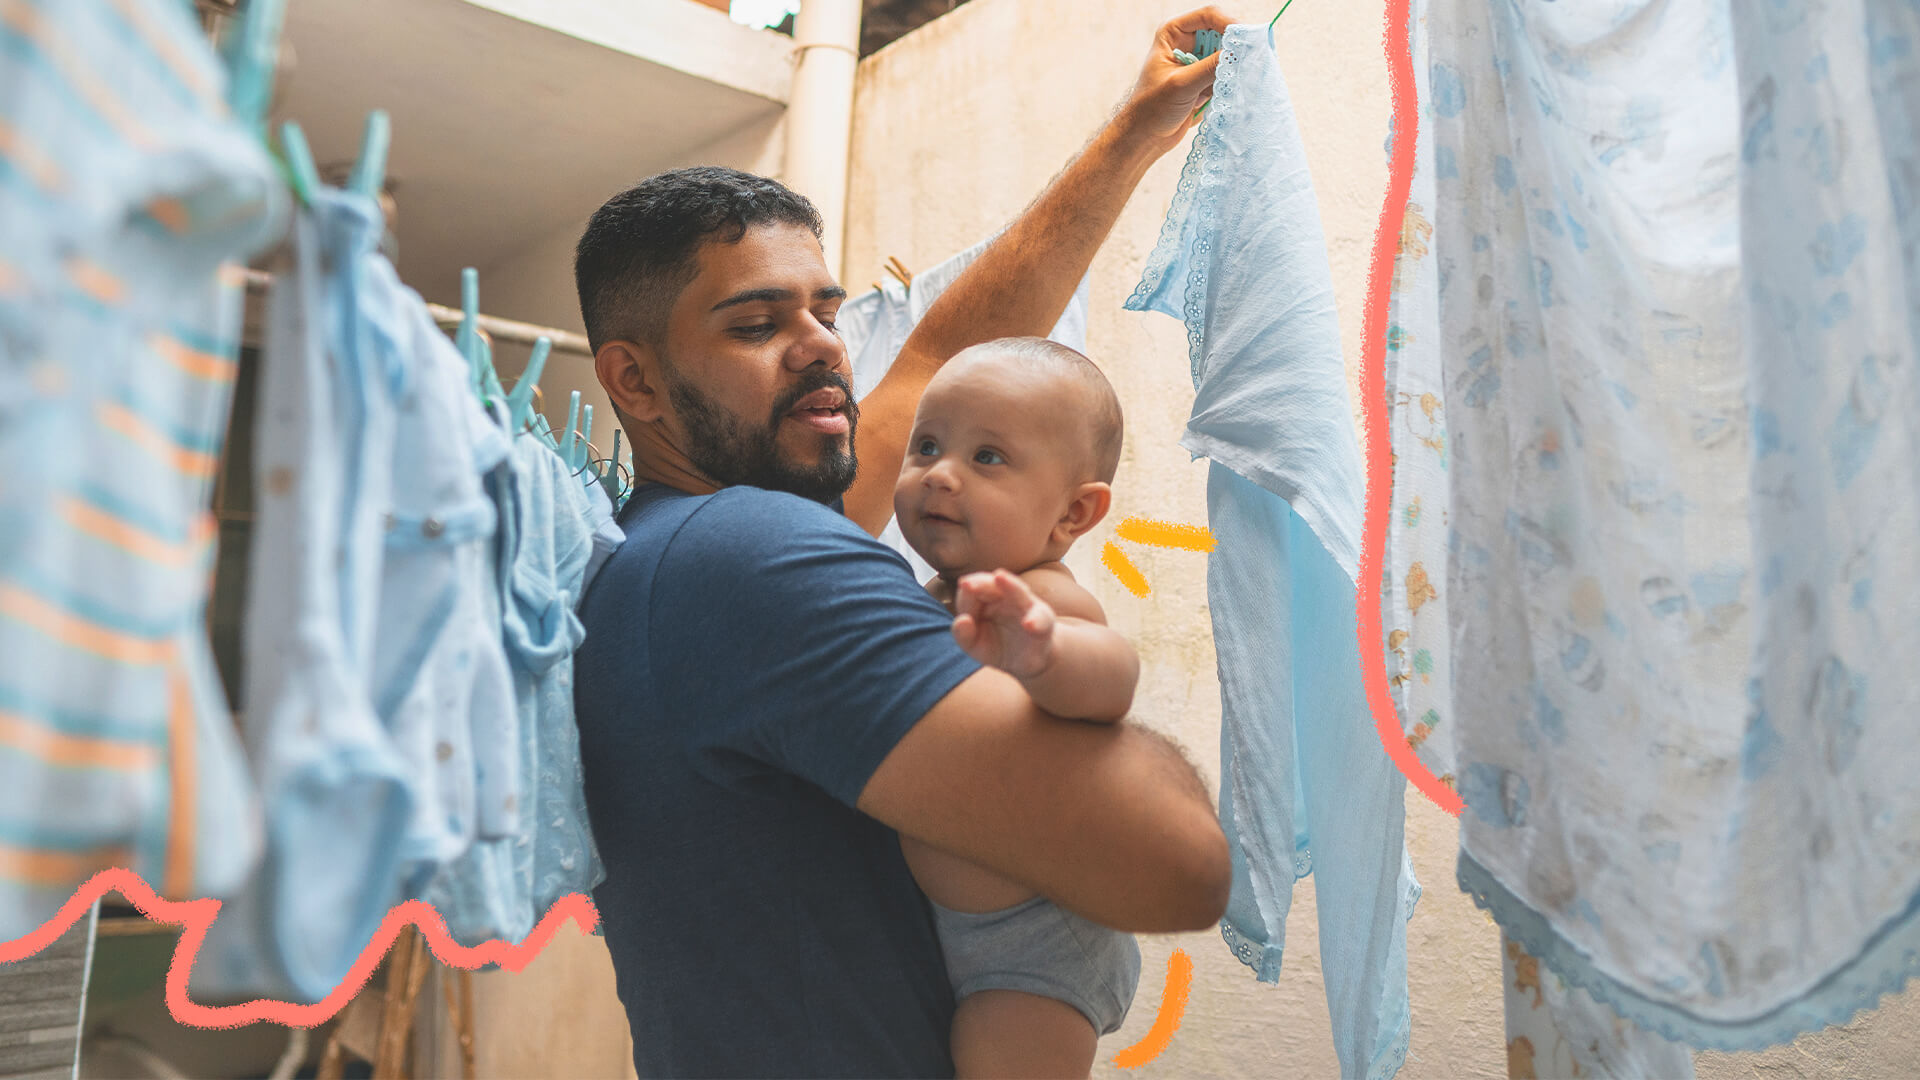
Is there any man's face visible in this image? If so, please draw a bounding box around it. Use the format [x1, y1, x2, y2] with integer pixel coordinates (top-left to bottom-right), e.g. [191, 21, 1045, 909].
[655, 223, 857, 502]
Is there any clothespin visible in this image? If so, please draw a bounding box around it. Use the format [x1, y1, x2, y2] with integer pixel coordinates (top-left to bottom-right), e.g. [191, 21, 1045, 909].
[506, 337, 550, 434]
[277, 122, 322, 207]
[224, 0, 289, 132]
[559, 391, 582, 468]
[575, 405, 596, 477]
[457, 269, 507, 409]
[883, 256, 913, 289]
[348, 110, 391, 200]
[608, 430, 622, 481]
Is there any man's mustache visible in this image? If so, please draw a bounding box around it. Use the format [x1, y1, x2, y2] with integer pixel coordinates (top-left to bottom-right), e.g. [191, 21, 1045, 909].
[769, 371, 860, 428]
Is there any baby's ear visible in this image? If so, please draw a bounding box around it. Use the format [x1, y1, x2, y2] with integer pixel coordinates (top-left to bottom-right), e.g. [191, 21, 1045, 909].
[1058, 482, 1114, 540]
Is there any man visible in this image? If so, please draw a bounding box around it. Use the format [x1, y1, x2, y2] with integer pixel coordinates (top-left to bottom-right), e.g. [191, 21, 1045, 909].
[572, 9, 1235, 1076]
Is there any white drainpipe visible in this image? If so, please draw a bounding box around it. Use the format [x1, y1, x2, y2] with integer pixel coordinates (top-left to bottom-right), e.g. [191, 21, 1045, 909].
[783, 0, 862, 282]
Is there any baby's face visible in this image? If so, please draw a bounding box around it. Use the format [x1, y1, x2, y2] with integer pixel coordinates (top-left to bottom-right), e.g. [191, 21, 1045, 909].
[893, 359, 1083, 579]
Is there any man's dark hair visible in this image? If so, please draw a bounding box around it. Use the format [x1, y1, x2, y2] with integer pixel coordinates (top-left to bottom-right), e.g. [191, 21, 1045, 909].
[574, 167, 825, 351]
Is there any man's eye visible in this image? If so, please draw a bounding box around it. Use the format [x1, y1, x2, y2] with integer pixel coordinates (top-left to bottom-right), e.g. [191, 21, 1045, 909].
[732, 324, 776, 340]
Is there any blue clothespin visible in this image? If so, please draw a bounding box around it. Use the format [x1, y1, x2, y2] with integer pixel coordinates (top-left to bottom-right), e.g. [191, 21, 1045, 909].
[277, 122, 322, 207]
[506, 337, 550, 434]
[348, 110, 391, 200]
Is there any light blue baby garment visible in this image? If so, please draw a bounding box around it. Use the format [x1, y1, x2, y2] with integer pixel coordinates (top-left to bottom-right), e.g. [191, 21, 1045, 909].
[1125, 23, 1418, 1080]
[0, 0, 280, 939]
[193, 187, 415, 1004]
[420, 431, 605, 946]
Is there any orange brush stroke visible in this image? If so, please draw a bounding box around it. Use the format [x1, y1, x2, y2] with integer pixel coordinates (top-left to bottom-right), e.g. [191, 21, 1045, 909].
[1102, 540, 1149, 597]
[0, 869, 601, 1029]
[1111, 947, 1193, 1069]
[1359, 0, 1463, 816]
[1116, 517, 1217, 552]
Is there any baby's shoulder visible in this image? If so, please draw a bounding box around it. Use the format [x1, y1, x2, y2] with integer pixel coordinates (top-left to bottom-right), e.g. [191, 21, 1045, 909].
[1021, 562, 1106, 625]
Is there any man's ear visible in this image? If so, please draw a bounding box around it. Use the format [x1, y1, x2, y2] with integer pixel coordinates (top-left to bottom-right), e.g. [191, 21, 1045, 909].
[1055, 481, 1114, 543]
[596, 339, 665, 423]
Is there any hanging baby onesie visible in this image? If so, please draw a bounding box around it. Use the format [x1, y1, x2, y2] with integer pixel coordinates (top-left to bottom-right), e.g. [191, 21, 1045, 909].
[0, 0, 282, 939]
[1125, 24, 1418, 1080]
[369, 284, 518, 882]
[1426, 0, 1920, 1049]
[420, 430, 607, 945]
[193, 187, 415, 1004]
[839, 236, 1090, 581]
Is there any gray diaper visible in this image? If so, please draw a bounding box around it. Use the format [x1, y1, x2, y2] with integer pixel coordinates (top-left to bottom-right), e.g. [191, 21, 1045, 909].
[930, 895, 1142, 1036]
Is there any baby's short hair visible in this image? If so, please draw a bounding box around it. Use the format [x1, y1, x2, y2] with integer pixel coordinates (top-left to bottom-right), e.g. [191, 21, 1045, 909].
[950, 336, 1124, 484]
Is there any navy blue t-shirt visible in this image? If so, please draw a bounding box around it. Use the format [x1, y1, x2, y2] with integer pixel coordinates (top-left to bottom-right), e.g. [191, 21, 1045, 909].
[573, 484, 982, 1079]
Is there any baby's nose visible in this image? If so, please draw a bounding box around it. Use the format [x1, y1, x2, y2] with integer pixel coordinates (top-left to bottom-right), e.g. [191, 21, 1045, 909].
[924, 459, 963, 490]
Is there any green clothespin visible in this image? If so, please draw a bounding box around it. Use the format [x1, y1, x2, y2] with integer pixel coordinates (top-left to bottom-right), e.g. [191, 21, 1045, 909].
[349, 110, 391, 200]
[575, 405, 596, 475]
[224, 0, 289, 132]
[559, 391, 582, 467]
[506, 337, 550, 434]
[456, 268, 506, 409]
[277, 122, 322, 207]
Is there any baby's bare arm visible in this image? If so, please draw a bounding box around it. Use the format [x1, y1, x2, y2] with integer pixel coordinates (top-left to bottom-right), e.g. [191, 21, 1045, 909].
[1016, 565, 1139, 722]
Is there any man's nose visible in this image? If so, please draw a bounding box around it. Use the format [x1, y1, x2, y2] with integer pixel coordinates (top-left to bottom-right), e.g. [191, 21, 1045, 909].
[787, 309, 847, 372]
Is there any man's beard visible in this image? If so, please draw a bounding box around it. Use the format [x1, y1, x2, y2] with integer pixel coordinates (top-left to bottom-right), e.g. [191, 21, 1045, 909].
[662, 364, 860, 504]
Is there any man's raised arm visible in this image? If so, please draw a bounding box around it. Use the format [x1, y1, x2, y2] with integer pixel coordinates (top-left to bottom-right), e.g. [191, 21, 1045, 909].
[842, 6, 1237, 534]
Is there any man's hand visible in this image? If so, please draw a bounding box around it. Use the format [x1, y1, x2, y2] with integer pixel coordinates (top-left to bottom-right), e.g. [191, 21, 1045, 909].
[1118, 7, 1238, 157]
[952, 569, 1057, 679]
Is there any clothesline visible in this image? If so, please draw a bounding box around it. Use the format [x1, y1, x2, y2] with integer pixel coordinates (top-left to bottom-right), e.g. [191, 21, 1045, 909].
[239, 267, 595, 358]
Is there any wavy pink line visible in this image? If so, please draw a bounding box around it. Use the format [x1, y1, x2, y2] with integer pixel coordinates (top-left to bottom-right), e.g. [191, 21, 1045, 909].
[1359, 0, 1464, 815]
[0, 867, 599, 1028]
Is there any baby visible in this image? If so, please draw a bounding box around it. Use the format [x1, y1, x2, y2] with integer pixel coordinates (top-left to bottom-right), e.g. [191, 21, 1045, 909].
[893, 336, 1143, 1079]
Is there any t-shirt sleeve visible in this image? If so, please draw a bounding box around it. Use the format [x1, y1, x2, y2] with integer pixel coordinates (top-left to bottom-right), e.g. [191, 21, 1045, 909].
[647, 488, 983, 806]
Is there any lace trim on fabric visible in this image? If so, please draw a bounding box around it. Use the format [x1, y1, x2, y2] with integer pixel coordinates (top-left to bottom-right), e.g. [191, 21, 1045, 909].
[1458, 850, 1920, 1051]
[1220, 918, 1284, 983]
[1124, 28, 1261, 386]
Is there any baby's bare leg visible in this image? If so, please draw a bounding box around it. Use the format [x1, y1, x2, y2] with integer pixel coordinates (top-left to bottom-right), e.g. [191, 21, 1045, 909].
[900, 838, 1097, 1077]
[952, 989, 1098, 1080]
[900, 836, 1034, 913]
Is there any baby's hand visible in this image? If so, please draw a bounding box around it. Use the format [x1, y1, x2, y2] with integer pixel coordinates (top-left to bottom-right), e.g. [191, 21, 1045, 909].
[951, 569, 1056, 679]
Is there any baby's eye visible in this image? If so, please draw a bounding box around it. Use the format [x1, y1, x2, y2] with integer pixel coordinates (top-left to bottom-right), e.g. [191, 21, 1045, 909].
[973, 448, 1005, 466]
[915, 438, 939, 457]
